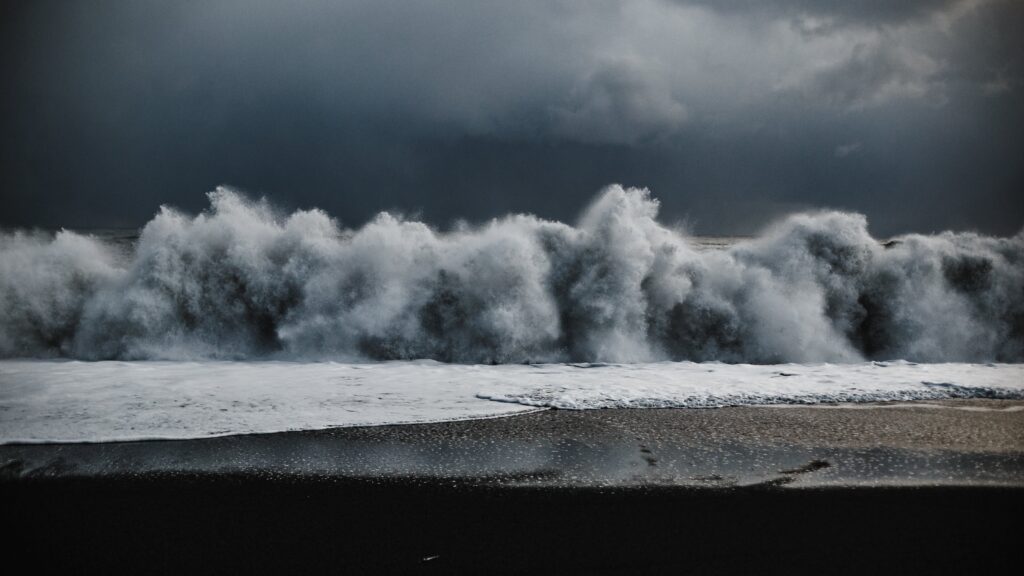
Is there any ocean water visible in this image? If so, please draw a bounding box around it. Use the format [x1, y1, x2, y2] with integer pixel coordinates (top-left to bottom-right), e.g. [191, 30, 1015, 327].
[1, 186, 1022, 443]
[1, 360, 1022, 444]
[2, 185, 1022, 364]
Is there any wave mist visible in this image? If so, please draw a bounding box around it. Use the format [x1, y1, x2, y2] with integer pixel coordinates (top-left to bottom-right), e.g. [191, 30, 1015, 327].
[1, 186, 1021, 363]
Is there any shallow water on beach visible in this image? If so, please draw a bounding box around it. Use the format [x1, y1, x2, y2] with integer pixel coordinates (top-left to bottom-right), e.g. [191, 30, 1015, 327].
[2, 360, 1023, 444]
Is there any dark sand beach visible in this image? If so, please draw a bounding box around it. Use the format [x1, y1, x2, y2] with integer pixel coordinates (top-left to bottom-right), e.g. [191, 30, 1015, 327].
[5, 400, 1023, 574]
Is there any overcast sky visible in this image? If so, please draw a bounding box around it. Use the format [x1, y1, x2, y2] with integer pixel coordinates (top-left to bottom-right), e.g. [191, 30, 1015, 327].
[2, 0, 1022, 236]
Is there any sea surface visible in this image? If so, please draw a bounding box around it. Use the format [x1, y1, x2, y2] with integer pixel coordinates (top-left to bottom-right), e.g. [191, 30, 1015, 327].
[2, 187, 1022, 444]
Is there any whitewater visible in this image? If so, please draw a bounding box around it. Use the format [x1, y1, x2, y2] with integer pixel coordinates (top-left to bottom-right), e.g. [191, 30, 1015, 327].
[2, 360, 1022, 444]
[1, 185, 1022, 443]
[2, 185, 1022, 363]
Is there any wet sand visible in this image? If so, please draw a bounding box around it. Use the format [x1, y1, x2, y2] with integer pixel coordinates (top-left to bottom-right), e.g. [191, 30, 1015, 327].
[4, 399, 1022, 486]
[4, 400, 1023, 573]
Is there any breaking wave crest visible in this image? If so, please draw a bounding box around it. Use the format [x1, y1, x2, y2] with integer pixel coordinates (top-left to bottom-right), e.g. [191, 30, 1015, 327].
[1, 185, 1022, 363]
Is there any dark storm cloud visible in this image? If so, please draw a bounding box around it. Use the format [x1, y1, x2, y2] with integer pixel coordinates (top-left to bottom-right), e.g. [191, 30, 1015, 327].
[1, 0, 1021, 235]
[674, 0, 959, 27]
[797, 41, 944, 110]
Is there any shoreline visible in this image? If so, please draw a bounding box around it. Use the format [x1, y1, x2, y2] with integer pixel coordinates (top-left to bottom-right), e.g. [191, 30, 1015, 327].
[4, 399, 1022, 487]
[5, 400, 1022, 573]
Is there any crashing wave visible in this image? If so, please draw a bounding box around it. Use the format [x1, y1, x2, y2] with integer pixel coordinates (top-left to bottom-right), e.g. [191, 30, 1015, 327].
[1, 185, 1022, 362]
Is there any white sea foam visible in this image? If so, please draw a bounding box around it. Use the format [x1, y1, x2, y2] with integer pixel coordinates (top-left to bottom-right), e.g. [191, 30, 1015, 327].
[2, 185, 1021, 363]
[2, 360, 1022, 444]
[0, 361, 541, 444]
[474, 361, 1024, 409]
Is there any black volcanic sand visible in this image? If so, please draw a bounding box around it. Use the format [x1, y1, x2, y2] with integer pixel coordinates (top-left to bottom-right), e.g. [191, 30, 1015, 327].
[3, 400, 1022, 486]
[4, 401, 1024, 574]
